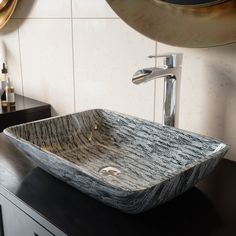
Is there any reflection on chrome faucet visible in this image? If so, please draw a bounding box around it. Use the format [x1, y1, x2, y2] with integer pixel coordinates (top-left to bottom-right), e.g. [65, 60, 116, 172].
[132, 54, 182, 127]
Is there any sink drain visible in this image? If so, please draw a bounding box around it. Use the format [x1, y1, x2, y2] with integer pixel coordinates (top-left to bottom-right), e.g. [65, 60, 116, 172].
[99, 166, 121, 176]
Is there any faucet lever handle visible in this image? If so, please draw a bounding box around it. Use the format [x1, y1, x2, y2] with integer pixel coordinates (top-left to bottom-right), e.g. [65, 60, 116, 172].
[148, 54, 177, 68]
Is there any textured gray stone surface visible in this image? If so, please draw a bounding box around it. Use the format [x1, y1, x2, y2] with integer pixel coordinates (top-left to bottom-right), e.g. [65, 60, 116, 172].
[4, 109, 229, 214]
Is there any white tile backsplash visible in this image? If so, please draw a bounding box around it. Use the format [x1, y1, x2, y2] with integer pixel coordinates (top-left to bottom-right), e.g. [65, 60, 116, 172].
[13, 0, 71, 18]
[0, 20, 23, 94]
[0, 1, 236, 161]
[18, 19, 74, 115]
[73, 19, 155, 120]
[72, 0, 118, 18]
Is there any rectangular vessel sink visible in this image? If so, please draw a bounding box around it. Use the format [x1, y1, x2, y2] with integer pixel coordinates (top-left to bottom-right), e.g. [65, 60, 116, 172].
[4, 109, 229, 214]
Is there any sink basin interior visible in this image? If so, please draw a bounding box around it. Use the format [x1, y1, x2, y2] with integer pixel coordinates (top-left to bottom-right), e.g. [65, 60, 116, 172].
[5, 109, 226, 192]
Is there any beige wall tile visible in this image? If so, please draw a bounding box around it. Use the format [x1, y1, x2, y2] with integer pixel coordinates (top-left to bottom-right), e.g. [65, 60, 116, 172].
[72, 0, 118, 18]
[18, 19, 74, 115]
[0, 20, 23, 95]
[73, 19, 155, 121]
[13, 0, 71, 18]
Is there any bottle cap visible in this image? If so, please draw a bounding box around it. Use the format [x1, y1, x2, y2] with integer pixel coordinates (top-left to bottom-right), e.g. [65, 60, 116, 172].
[1, 63, 8, 74]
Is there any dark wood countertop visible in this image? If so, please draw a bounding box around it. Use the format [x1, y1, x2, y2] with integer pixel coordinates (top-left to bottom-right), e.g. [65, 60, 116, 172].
[0, 94, 51, 132]
[0, 133, 236, 236]
[0, 94, 49, 114]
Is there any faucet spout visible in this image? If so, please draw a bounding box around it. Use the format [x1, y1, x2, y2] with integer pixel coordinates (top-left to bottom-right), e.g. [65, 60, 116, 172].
[132, 54, 182, 127]
[132, 67, 176, 84]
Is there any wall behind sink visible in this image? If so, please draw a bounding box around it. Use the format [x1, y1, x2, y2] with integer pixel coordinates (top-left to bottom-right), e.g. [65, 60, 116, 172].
[0, 0, 235, 161]
[0, 0, 156, 120]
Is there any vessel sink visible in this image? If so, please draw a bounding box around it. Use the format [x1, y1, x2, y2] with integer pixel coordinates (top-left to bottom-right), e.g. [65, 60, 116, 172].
[4, 109, 229, 214]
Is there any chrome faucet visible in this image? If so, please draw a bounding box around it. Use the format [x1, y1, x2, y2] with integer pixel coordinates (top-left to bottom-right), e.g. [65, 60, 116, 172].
[132, 54, 182, 127]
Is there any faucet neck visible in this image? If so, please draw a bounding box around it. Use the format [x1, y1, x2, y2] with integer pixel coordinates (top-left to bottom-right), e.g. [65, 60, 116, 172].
[132, 53, 183, 127]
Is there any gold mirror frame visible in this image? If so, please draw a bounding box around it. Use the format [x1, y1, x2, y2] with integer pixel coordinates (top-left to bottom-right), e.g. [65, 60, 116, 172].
[160, 0, 227, 7]
[0, 0, 9, 11]
[0, 0, 18, 30]
[106, 0, 236, 48]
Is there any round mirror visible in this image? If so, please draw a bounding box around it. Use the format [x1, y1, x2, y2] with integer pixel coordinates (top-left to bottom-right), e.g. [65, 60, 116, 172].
[163, 0, 226, 6]
[106, 0, 236, 48]
[0, 0, 18, 30]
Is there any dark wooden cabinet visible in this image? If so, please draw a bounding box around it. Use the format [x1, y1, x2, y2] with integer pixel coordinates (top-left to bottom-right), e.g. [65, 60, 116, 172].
[0, 194, 54, 236]
[0, 190, 66, 236]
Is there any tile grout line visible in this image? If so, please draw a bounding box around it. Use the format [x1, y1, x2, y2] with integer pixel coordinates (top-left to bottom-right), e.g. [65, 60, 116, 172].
[70, 0, 76, 112]
[153, 42, 158, 122]
[17, 25, 24, 97]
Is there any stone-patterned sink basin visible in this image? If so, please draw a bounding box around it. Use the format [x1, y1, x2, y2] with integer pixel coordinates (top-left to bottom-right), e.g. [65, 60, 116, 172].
[4, 109, 229, 214]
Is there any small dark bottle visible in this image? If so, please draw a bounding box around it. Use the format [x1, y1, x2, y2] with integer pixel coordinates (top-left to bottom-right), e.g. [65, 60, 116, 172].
[1, 63, 7, 102]
[1, 91, 6, 101]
